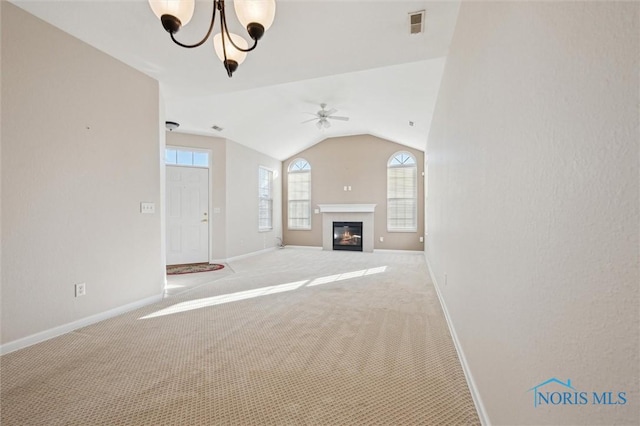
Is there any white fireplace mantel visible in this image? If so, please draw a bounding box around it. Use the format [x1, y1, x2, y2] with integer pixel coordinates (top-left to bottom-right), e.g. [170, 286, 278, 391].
[318, 204, 376, 213]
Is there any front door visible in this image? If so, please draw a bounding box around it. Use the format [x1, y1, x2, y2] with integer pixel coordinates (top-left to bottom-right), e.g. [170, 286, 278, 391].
[166, 166, 209, 265]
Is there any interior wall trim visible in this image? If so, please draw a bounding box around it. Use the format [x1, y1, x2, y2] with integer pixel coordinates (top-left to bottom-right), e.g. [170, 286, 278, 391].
[211, 246, 279, 264]
[280, 245, 322, 250]
[424, 252, 491, 426]
[0, 294, 164, 355]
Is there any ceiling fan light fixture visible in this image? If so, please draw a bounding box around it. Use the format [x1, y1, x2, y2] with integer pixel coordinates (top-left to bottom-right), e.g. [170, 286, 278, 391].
[304, 103, 349, 130]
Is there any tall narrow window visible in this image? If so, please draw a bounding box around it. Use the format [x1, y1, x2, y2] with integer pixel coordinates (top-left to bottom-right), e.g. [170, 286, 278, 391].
[387, 152, 417, 232]
[287, 159, 311, 230]
[258, 166, 273, 231]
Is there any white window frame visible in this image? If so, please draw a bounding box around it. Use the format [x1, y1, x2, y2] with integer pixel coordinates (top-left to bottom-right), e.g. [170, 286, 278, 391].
[387, 151, 417, 232]
[165, 146, 210, 168]
[287, 158, 311, 230]
[258, 166, 273, 231]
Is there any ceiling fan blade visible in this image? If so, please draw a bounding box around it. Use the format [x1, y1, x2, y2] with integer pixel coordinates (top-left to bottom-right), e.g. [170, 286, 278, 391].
[323, 119, 331, 128]
[316, 120, 323, 129]
[328, 116, 349, 121]
[301, 118, 318, 124]
[325, 108, 337, 116]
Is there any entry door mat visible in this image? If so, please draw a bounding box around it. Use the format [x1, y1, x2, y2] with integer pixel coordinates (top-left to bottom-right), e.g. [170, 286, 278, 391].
[166, 263, 225, 275]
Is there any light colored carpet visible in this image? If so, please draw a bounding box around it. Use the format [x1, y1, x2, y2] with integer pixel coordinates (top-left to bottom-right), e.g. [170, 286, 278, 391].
[1, 248, 480, 425]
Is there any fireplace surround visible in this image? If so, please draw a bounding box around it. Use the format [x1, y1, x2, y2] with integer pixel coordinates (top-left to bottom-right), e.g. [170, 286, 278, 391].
[318, 204, 376, 252]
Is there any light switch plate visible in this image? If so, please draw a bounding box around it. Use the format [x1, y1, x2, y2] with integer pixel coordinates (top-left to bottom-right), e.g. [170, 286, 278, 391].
[140, 202, 155, 214]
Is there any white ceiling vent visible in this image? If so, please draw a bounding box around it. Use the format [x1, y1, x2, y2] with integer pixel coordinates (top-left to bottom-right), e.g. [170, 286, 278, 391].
[409, 10, 425, 35]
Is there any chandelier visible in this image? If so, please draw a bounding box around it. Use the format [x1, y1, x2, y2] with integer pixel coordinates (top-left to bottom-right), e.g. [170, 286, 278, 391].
[148, 0, 276, 77]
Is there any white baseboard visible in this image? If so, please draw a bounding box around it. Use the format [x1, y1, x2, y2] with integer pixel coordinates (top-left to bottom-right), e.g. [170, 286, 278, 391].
[283, 246, 423, 254]
[219, 246, 279, 263]
[283, 245, 322, 250]
[424, 253, 491, 426]
[0, 293, 163, 355]
[373, 249, 424, 255]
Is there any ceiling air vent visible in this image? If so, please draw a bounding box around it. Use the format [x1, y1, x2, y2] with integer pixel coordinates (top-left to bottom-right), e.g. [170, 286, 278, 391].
[211, 125, 224, 132]
[409, 10, 425, 35]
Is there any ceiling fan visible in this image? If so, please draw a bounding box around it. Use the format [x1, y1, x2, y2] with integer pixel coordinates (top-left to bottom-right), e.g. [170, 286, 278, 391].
[302, 103, 350, 129]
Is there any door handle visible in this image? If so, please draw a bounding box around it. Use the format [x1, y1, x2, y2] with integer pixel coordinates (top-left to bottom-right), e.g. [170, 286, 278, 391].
[201, 219, 208, 223]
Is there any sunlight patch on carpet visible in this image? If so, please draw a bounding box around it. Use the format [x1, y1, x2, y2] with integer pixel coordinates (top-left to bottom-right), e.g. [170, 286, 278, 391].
[307, 266, 387, 287]
[140, 266, 388, 320]
[140, 280, 309, 319]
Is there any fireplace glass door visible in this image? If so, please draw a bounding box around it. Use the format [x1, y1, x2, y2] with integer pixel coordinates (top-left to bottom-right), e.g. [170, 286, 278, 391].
[333, 222, 363, 251]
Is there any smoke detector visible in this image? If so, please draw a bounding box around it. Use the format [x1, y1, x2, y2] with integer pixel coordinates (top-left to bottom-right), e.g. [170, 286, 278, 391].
[211, 125, 224, 132]
[409, 10, 425, 35]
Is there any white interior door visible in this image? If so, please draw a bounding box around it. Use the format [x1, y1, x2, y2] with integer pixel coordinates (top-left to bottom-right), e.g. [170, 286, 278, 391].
[166, 166, 209, 265]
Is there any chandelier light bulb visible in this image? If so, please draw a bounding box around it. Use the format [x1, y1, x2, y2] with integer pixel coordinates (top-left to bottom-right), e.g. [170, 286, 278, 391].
[234, 0, 276, 39]
[148, 0, 195, 32]
[213, 32, 249, 64]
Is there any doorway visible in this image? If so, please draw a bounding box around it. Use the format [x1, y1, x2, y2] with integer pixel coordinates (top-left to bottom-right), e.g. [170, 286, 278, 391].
[165, 148, 210, 265]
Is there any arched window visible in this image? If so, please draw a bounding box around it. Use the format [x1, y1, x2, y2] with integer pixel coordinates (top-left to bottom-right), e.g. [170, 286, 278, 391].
[387, 152, 417, 232]
[287, 159, 311, 230]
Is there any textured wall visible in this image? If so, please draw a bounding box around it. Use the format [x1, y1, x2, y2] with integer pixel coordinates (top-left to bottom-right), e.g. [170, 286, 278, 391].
[282, 135, 425, 251]
[426, 2, 639, 424]
[1, 3, 163, 345]
[225, 141, 282, 258]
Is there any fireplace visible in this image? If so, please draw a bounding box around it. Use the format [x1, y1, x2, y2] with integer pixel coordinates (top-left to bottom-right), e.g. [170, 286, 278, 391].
[319, 204, 376, 252]
[333, 222, 363, 251]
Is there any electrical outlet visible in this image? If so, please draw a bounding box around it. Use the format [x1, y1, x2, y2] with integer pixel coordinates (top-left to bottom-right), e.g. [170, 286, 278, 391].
[419, 236, 424, 243]
[379, 237, 384, 242]
[75, 283, 86, 297]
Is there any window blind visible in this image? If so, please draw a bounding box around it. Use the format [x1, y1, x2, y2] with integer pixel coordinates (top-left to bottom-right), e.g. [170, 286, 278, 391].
[258, 167, 273, 230]
[387, 156, 417, 231]
[288, 160, 311, 230]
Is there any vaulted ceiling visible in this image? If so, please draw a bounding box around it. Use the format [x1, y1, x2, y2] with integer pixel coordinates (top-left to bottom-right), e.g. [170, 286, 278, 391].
[12, 0, 460, 160]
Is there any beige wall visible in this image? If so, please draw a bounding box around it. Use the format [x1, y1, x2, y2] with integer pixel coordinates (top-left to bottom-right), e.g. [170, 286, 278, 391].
[426, 2, 639, 425]
[225, 140, 282, 258]
[166, 132, 282, 260]
[282, 135, 424, 251]
[0, 0, 3, 334]
[1, 3, 164, 347]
